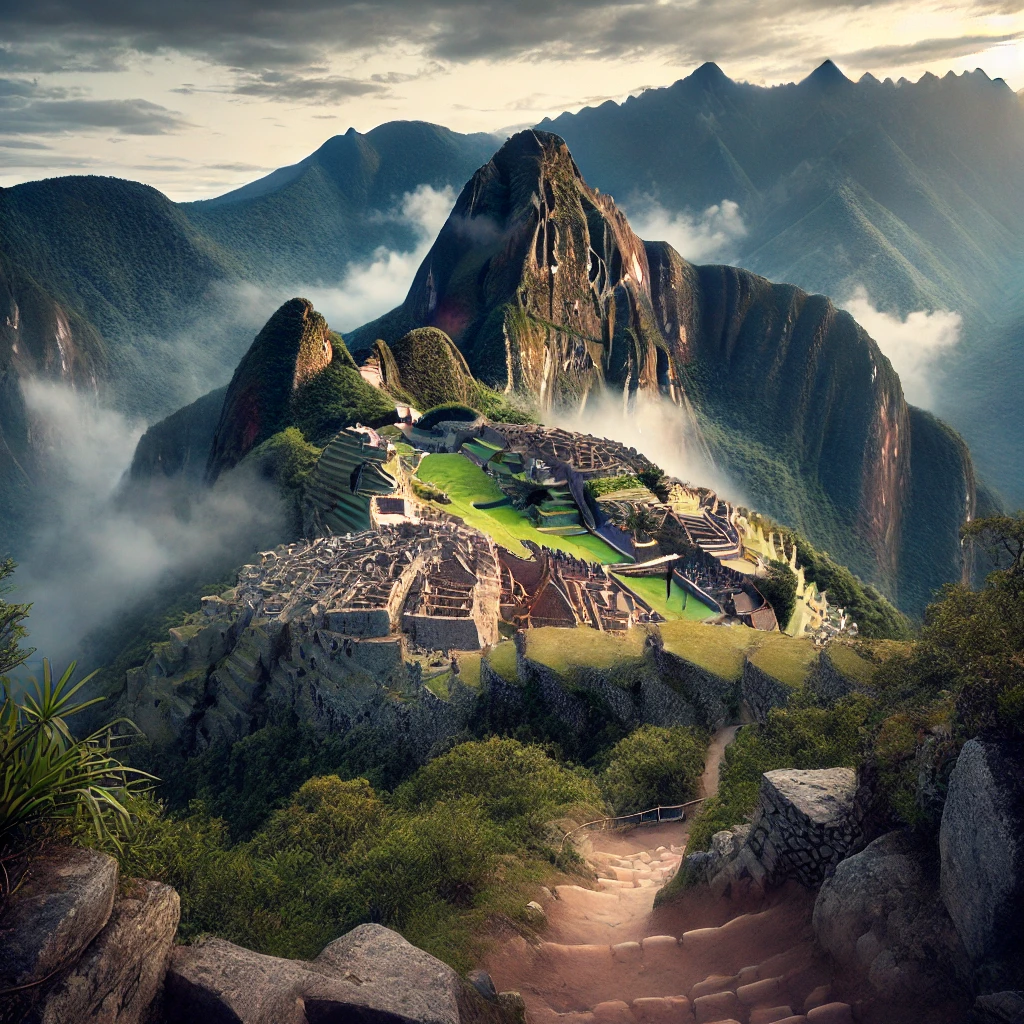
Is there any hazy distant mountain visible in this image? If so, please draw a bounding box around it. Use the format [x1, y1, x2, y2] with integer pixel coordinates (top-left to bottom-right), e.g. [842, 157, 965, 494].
[540, 61, 1024, 504]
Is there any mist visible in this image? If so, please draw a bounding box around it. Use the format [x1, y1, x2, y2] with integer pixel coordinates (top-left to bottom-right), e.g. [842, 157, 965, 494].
[280, 184, 456, 333]
[550, 389, 747, 505]
[13, 380, 286, 671]
[624, 198, 747, 264]
[842, 285, 961, 408]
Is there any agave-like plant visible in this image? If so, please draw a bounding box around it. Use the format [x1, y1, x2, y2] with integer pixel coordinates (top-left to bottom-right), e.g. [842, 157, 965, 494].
[0, 660, 153, 873]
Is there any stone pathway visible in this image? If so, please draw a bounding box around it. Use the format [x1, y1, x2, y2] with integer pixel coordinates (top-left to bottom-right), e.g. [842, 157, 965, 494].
[484, 730, 859, 1024]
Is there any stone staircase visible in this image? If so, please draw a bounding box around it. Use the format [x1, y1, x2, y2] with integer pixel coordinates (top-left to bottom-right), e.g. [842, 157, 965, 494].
[485, 824, 857, 1024]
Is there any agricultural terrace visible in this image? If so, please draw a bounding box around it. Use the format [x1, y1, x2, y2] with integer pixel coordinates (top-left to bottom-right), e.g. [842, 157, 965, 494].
[415, 454, 623, 564]
[522, 625, 648, 675]
[612, 573, 717, 622]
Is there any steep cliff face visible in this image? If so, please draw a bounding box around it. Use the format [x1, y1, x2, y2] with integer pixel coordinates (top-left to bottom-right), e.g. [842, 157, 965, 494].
[0, 255, 105, 550]
[349, 130, 670, 410]
[348, 130, 974, 610]
[205, 298, 333, 481]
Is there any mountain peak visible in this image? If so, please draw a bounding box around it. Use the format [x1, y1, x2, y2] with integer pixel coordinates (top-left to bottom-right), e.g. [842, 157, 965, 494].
[802, 59, 854, 91]
[688, 62, 730, 89]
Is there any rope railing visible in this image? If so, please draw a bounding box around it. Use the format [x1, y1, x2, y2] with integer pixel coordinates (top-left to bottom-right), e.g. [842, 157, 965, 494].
[558, 798, 706, 853]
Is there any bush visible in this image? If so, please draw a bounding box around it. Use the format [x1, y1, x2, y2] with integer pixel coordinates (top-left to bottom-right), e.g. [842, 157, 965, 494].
[758, 560, 798, 630]
[600, 726, 707, 814]
[1, 661, 151, 876]
[686, 698, 868, 852]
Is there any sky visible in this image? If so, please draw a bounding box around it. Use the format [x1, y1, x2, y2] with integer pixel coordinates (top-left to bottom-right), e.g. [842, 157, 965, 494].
[1, 0, 1022, 200]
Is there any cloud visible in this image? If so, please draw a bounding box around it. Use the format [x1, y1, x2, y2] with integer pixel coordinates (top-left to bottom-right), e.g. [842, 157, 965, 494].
[550, 390, 747, 504]
[842, 285, 961, 408]
[842, 32, 1023, 68]
[283, 183, 455, 332]
[0, 78, 192, 135]
[13, 380, 285, 669]
[229, 70, 388, 103]
[625, 198, 747, 264]
[2, 0, 1013, 75]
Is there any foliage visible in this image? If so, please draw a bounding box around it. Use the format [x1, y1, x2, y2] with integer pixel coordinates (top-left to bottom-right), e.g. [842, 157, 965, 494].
[501, 477, 550, 511]
[291, 357, 397, 447]
[1, 661, 151, 869]
[119, 739, 598, 969]
[587, 475, 643, 498]
[599, 726, 707, 814]
[417, 403, 480, 429]
[962, 512, 1024, 577]
[245, 428, 323, 515]
[685, 697, 868, 853]
[395, 737, 603, 841]
[757, 560, 798, 631]
[0, 558, 32, 676]
[411, 478, 451, 505]
[608, 503, 664, 543]
[638, 467, 669, 501]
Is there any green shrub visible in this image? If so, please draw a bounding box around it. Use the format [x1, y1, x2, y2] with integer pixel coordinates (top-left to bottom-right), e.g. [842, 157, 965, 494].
[1, 661, 151, 870]
[600, 726, 707, 814]
[757, 560, 798, 630]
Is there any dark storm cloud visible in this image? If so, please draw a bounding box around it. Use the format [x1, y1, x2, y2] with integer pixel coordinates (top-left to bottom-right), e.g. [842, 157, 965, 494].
[0, 78, 192, 135]
[844, 32, 1024, 67]
[3, 0, 1007, 74]
[231, 71, 388, 102]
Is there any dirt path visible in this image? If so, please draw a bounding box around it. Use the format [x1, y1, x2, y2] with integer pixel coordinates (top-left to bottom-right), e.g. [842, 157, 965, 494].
[482, 727, 855, 1024]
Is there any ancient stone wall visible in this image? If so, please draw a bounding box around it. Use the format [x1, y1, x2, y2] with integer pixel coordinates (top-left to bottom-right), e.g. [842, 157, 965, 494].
[741, 659, 793, 724]
[746, 768, 863, 887]
[652, 645, 736, 729]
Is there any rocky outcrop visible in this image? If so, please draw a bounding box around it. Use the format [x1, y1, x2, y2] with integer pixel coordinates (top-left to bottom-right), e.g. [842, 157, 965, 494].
[205, 297, 333, 482]
[164, 924, 505, 1024]
[0, 848, 179, 1024]
[813, 830, 968, 1006]
[128, 385, 227, 482]
[685, 767, 863, 897]
[940, 739, 1024, 990]
[746, 768, 862, 888]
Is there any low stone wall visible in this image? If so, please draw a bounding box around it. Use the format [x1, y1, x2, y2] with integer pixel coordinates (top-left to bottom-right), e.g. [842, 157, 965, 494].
[652, 645, 735, 729]
[741, 659, 793, 723]
[746, 768, 863, 887]
[808, 646, 867, 705]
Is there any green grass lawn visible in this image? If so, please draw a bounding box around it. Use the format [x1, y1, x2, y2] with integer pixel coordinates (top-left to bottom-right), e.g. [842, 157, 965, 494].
[748, 634, 818, 689]
[657, 620, 762, 681]
[825, 642, 876, 687]
[453, 652, 483, 690]
[485, 641, 519, 683]
[613, 574, 717, 622]
[415, 454, 623, 564]
[523, 626, 648, 674]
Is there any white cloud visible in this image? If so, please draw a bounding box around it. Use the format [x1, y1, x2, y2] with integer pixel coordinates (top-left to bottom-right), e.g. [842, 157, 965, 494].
[625, 198, 747, 264]
[13, 380, 285, 669]
[298, 183, 455, 331]
[842, 285, 961, 408]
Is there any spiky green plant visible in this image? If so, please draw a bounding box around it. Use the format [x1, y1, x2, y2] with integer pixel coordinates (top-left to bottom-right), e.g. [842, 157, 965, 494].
[0, 660, 152, 874]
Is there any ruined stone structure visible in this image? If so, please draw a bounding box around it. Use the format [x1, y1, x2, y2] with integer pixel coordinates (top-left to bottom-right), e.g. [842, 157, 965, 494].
[499, 545, 656, 631]
[487, 423, 651, 480]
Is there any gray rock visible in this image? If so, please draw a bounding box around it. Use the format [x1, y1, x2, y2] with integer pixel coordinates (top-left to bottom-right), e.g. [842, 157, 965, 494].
[940, 739, 1024, 988]
[164, 924, 500, 1024]
[813, 830, 967, 1005]
[468, 970, 498, 1003]
[25, 881, 180, 1024]
[971, 991, 1024, 1024]
[0, 847, 118, 991]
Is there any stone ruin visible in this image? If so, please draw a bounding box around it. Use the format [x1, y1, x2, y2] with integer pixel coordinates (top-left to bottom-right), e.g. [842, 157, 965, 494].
[487, 423, 651, 480]
[498, 544, 658, 631]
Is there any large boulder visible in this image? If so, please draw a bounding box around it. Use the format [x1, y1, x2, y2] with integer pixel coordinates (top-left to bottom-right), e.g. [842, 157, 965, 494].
[0, 847, 118, 992]
[164, 923, 505, 1024]
[940, 739, 1024, 989]
[746, 768, 862, 887]
[22, 880, 180, 1024]
[813, 830, 967, 1005]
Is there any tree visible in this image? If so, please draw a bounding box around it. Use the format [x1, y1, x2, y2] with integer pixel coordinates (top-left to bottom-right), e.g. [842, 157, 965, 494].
[609, 503, 664, 545]
[962, 512, 1024, 580]
[600, 726, 707, 814]
[757, 560, 798, 629]
[0, 559, 32, 676]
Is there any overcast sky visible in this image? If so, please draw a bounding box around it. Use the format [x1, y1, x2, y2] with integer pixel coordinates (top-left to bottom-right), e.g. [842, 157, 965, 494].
[1, 0, 1021, 200]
